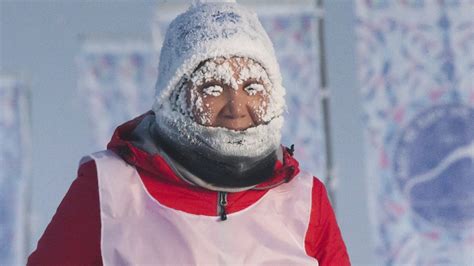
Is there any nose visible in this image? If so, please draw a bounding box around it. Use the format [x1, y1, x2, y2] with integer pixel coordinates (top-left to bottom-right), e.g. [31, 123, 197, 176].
[222, 90, 247, 119]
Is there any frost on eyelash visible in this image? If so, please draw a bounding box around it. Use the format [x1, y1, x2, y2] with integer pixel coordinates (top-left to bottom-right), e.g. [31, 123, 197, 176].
[244, 83, 265, 96]
[203, 85, 224, 97]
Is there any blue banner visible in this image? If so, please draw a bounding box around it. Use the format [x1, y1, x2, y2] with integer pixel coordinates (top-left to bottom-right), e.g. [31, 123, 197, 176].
[259, 9, 325, 180]
[356, 0, 474, 264]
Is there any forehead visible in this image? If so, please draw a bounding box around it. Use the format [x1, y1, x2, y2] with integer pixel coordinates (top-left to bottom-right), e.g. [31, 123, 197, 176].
[188, 56, 271, 89]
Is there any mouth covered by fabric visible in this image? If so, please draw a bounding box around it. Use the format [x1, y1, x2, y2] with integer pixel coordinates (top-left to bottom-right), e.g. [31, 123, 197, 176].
[153, 115, 283, 188]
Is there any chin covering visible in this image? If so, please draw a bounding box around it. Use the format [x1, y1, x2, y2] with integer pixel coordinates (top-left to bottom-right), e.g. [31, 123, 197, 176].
[153, 113, 283, 189]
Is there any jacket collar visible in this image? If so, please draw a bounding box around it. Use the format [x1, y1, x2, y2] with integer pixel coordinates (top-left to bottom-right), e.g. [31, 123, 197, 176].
[107, 111, 300, 191]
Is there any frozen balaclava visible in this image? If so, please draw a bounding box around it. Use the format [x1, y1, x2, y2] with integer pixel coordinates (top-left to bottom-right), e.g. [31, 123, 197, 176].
[152, 0, 286, 189]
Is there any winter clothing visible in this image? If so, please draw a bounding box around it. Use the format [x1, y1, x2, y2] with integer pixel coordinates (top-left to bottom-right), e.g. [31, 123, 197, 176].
[28, 113, 350, 265]
[29, 1, 350, 264]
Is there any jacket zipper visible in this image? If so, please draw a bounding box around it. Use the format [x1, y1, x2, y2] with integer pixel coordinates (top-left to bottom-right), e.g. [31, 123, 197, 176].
[217, 191, 228, 221]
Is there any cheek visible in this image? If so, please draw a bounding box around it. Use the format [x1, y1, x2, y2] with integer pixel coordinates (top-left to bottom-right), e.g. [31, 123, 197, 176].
[247, 94, 269, 121]
[187, 89, 211, 125]
[192, 94, 225, 125]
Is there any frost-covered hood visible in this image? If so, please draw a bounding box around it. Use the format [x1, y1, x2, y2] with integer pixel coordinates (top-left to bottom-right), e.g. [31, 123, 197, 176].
[107, 111, 300, 191]
[153, 2, 285, 120]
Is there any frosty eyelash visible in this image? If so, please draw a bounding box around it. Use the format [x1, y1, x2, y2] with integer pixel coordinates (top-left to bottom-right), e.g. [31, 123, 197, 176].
[244, 83, 265, 96]
[203, 85, 224, 96]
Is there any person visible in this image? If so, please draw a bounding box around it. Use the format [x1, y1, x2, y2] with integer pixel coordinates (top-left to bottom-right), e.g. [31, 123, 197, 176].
[28, 1, 350, 265]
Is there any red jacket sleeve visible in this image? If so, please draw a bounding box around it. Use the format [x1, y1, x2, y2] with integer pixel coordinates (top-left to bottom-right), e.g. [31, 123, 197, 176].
[27, 159, 102, 266]
[305, 177, 351, 265]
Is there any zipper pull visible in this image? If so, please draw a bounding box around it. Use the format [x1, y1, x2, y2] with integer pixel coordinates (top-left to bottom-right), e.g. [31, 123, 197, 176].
[218, 192, 228, 221]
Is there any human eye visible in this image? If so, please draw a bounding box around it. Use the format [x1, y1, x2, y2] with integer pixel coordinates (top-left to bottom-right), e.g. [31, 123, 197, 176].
[202, 85, 224, 97]
[244, 83, 265, 96]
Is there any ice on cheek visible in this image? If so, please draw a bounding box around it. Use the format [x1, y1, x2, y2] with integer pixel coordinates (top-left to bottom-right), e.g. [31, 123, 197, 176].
[255, 99, 267, 119]
[193, 93, 212, 125]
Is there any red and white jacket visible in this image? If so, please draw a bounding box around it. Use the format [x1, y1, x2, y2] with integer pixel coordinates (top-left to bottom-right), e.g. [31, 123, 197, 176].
[28, 113, 350, 265]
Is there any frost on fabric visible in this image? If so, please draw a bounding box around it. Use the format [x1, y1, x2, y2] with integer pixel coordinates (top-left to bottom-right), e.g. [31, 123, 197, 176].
[156, 112, 284, 157]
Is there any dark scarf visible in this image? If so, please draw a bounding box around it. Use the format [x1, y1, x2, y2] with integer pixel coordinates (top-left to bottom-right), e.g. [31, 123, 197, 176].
[152, 124, 278, 189]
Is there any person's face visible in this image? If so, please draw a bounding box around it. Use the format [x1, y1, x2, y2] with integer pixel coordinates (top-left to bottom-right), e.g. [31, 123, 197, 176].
[187, 57, 271, 131]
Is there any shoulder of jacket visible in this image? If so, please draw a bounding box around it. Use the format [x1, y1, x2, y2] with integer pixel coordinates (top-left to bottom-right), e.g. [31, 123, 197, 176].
[311, 175, 325, 190]
[293, 170, 325, 188]
[78, 150, 127, 176]
[79, 150, 125, 166]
